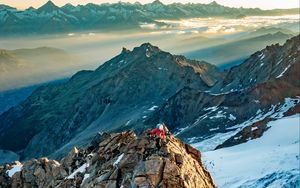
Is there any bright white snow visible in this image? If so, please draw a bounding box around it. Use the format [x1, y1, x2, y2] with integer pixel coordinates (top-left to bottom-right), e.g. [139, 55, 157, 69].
[148, 105, 158, 111]
[276, 64, 292, 78]
[229, 114, 237, 121]
[6, 164, 23, 177]
[81, 174, 90, 186]
[125, 120, 131, 126]
[258, 53, 265, 61]
[209, 110, 227, 119]
[113, 153, 124, 167]
[251, 126, 258, 131]
[66, 163, 88, 179]
[203, 114, 300, 188]
[192, 97, 300, 152]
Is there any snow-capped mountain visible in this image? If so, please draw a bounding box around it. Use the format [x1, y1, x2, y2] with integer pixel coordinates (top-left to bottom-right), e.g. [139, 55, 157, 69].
[0, 0, 298, 35]
[149, 35, 300, 150]
[0, 35, 298, 163]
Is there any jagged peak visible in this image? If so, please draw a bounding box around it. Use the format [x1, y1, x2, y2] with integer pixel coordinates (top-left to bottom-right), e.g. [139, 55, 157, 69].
[62, 3, 76, 9]
[121, 47, 131, 54]
[26, 6, 36, 11]
[134, 42, 161, 53]
[38, 0, 59, 11]
[43, 0, 56, 7]
[151, 0, 164, 5]
[208, 1, 220, 6]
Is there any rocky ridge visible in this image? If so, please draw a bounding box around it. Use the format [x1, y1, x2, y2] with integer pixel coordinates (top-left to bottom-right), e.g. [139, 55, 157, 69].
[146, 35, 300, 150]
[0, 129, 215, 188]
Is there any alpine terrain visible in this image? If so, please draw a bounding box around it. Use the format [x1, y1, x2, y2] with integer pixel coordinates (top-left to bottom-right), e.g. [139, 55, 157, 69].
[0, 33, 299, 187]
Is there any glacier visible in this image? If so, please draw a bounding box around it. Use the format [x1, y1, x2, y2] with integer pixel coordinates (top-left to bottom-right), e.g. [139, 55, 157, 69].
[202, 114, 300, 188]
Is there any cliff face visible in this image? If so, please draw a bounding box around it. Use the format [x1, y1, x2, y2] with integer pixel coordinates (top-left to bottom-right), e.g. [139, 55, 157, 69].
[1, 129, 216, 188]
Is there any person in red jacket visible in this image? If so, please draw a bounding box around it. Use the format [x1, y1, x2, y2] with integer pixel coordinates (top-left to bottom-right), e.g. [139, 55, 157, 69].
[149, 126, 166, 141]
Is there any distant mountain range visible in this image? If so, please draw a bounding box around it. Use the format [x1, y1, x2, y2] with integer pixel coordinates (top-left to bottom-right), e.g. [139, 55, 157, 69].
[0, 47, 78, 91]
[0, 0, 298, 35]
[185, 31, 294, 66]
[0, 47, 70, 72]
[0, 35, 298, 165]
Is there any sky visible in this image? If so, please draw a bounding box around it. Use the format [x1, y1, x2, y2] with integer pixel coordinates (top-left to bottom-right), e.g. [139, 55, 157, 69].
[0, 0, 299, 10]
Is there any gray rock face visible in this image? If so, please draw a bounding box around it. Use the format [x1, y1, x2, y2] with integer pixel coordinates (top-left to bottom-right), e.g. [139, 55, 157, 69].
[145, 35, 300, 147]
[0, 43, 221, 160]
[213, 34, 300, 92]
[0, 129, 216, 188]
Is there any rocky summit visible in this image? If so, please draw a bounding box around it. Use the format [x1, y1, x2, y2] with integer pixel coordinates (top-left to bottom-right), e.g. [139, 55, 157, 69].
[0, 128, 215, 188]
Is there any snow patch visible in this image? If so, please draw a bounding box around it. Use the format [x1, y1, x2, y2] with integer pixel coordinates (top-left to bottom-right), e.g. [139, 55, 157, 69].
[258, 53, 265, 60]
[146, 48, 151, 58]
[158, 67, 168, 71]
[6, 164, 23, 177]
[203, 114, 300, 188]
[148, 105, 158, 111]
[81, 174, 90, 186]
[229, 114, 236, 121]
[251, 126, 258, 131]
[192, 97, 300, 152]
[209, 110, 227, 119]
[276, 58, 283, 65]
[204, 106, 218, 112]
[271, 97, 300, 118]
[66, 163, 88, 179]
[276, 64, 292, 78]
[125, 120, 131, 126]
[174, 125, 190, 136]
[113, 153, 124, 167]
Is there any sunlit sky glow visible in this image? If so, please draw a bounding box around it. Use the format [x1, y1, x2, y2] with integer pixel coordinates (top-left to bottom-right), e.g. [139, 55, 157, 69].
[0, 0, 299, 10]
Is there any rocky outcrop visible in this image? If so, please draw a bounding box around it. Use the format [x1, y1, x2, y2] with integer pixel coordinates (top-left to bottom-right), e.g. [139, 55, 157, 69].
[0, 129, 216, 188]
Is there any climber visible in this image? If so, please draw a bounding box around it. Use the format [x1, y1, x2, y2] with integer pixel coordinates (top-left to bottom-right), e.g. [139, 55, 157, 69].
[149, 124, 166, 142]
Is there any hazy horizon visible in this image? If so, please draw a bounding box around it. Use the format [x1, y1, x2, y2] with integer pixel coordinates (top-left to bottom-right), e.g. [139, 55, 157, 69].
[1, 0, 299, 10]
